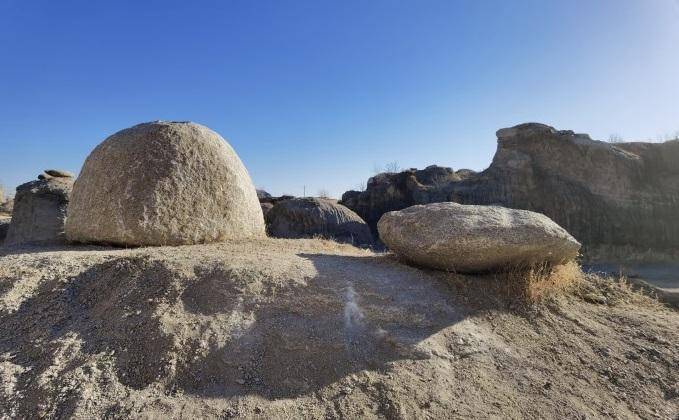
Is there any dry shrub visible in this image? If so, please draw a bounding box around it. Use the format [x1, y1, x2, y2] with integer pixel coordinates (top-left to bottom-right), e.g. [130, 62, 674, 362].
[576, 272, 665, 308]
[497, 261, 583, 303]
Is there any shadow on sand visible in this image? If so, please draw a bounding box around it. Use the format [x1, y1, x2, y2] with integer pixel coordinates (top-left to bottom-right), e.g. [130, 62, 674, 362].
[0, 250, 504, 415]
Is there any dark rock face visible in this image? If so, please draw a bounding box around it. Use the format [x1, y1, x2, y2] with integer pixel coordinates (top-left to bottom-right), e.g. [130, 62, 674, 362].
[259, 193, 296, 205]
[340, 165, 462, 236]
[260, 202, 274, 217]
[0, 218, 10, 244]
[341, 123, 679, 251]
[5, 177, 73, 246]
[44, 169, 75, 178]
[266, 197, 373, 246]
[256, 189, 272, 200]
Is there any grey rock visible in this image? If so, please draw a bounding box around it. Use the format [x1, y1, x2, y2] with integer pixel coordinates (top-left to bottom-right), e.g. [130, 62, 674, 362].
[260, 202, 274, 217]
[65, 121, 265, 246]
[377, 202, 581, 273]
[44, 169, 75, 178]
[342, 123, 679, 253]
[5, 178, 73, 246]
[256, 189, 272, 200]
[266, 197, 373, 246]
[0, 198, 12, 215]
[0, 218, 10, 243]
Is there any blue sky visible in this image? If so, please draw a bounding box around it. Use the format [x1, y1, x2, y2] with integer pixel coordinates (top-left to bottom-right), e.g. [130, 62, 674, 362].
[1, 0, 678, 198]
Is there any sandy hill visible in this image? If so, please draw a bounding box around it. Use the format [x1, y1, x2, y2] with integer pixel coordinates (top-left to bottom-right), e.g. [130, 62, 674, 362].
[0, 239, 677, 419]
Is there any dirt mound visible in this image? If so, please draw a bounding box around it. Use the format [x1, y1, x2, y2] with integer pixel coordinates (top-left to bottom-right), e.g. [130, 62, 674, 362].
[0, 239, 677, 418]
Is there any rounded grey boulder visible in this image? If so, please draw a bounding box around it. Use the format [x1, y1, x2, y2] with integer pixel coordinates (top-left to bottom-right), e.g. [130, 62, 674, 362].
[65, 121, 265, 246]
[378, 202, 580, 273]
[266, 197, 373, 246]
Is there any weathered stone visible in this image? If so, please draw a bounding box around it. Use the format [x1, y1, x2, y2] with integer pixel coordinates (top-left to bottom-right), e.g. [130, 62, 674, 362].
[65, 121, 265, 246]
[257, 189, 272, 200]
[260, 202, 274, 217]
[0, 197, 12, 215]
[44, 169, 75, 178]
[342, 123, 679, 253]
[0, 218, 10, 243]
[377, 202, 581, 272]
[4, 178, 72, 246]
[266, 197, 373, 246]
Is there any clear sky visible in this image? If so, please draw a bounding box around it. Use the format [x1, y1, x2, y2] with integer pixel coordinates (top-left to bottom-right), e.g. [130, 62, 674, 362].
[1, 0, 678, 198]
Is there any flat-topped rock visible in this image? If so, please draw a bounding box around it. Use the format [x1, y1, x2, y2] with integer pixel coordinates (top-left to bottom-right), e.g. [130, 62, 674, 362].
[5, 177, 73, 246]
[44, 169, 75, 178]
[378, 202, 581, 273]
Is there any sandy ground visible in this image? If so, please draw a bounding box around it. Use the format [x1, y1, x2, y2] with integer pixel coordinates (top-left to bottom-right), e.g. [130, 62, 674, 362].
[0, 238, 677, 419]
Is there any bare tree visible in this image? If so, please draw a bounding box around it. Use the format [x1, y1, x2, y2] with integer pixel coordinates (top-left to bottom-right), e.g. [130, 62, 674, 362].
[607, 134, 623, 143]
[373, 161, 401, 174]
[317, 189, 330, 199]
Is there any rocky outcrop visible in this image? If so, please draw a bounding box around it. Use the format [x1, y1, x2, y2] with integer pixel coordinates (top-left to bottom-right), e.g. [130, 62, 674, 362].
[65, 121, 265, 246]
[44, 169, 75, 178]
[5, 176, 73, 246]
[378, 202, 580, 272]
[0, 198, 12, 216]
[260, 202, 274, 217]
[257, 189, 272, 200]
[342, 123, 679, 252]
[266, 197, 373, 246]
[0, 218, 10, 243]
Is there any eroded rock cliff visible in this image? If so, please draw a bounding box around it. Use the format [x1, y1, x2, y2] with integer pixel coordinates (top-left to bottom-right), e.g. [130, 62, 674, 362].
[341, 123, 679, 251]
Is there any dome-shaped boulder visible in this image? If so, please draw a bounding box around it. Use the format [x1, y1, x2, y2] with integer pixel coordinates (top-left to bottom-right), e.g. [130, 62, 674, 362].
[266, 197, 373, 246]
[65, 121, 265, 246]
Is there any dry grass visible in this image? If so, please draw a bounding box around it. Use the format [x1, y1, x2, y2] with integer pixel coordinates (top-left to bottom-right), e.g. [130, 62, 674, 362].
[576, 272, 665, 309]
[494, 261, 584, 304]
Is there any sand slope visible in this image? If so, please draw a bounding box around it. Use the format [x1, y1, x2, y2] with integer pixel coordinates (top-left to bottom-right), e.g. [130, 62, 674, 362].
[0, 239, 677, 419]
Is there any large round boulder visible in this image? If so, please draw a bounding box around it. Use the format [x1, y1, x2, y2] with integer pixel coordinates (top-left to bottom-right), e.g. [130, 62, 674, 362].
[266, 197, 373, 246]
[5, 177, 73, 246]
[65, 121, 265, 246]
[378, 202, 580, 272]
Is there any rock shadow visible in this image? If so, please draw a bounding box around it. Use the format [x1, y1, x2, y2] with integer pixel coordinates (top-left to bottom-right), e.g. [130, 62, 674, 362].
[174, 253, 464, 400]
[0, 257, 182, 417]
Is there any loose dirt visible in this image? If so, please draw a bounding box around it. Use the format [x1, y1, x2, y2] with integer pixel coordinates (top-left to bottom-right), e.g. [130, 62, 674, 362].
[0, 238, 677, 419]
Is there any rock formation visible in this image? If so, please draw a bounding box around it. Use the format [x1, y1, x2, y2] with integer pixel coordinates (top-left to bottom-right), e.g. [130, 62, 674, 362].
[65, 121, 265, 246]
[0, 197, 12, 216]
[260, 202, 274, 217]
[266, 197, 373, 246]
[378, 202, 580, 272]
[0, 218, 10, 244]
[342, 123, 679, 252]
[44, 169, 75, 178]
[256, 189, 272, 200]
[4, 176, 73, 246]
